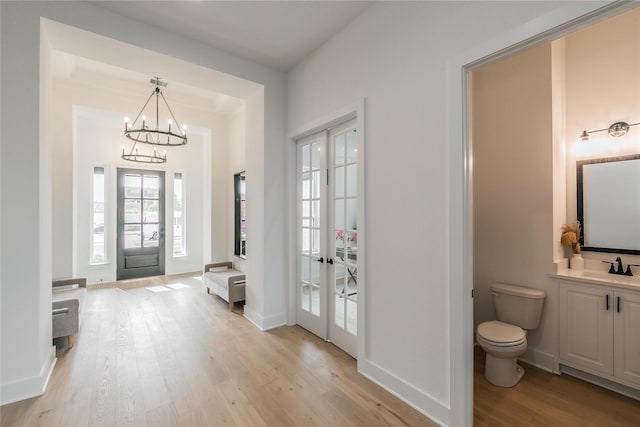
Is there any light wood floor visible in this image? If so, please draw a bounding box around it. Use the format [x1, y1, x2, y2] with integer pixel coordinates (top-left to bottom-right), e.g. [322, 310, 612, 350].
[0, 275, 436, 427]
[474, 346, 640, 426]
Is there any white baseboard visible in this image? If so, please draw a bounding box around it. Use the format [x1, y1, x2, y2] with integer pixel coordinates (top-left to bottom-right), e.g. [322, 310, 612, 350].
[243, 306, 287, 331]
[561, 365, 640, 401]
[358, 359, 449, 427]
[1, 345, 56, 406]
[521, 347, 555, 373]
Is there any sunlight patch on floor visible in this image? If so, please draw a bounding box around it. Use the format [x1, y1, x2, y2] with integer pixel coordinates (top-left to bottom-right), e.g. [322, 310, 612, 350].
[146, 285, 171, 292]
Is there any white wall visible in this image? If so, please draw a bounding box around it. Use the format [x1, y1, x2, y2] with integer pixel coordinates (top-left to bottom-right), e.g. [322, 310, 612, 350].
[0, 6, 57, 405]
[563, 8, 640, 267]
[472, 44, 556, 369]
[286, 1, 611, 425]
[1, 0, 286, 405]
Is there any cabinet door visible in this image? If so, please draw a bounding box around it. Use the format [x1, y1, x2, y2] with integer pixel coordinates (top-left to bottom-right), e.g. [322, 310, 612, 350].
[559, 282, 613, 375]
[614, 291, 640, 386]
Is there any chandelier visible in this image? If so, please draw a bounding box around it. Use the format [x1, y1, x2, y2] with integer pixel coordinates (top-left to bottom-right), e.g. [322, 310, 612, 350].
[121, 77, 187, 163]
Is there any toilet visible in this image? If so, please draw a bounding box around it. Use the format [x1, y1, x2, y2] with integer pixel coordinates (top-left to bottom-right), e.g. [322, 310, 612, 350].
[476, 283, 546, 387]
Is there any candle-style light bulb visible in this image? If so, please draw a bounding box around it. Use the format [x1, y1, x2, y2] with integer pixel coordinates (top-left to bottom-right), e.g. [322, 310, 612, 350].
[122, 145, 126, 155]
[163, 150, 167, 160]
[142, 115, 146, 129]
[168, 119, 172, 132]
[124, 117, 129, 131]
[182, 124, 187, 135]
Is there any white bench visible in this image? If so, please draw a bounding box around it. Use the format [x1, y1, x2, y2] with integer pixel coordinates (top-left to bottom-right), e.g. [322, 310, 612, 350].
[203, 262, 245, 312]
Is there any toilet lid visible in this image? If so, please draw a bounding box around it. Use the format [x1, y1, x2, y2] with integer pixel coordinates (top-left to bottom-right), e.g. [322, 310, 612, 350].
[477, 321, 526, 346]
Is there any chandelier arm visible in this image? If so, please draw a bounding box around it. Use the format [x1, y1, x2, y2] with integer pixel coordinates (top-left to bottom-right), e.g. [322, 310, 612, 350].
[127, 141, 138, 156]
[131, 90, 156, 126]
[160, 91, 183, 130]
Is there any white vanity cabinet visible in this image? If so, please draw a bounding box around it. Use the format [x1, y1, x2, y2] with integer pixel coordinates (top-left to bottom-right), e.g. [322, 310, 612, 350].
[614, 290, 640, 386]
[558, 279, 640, 390]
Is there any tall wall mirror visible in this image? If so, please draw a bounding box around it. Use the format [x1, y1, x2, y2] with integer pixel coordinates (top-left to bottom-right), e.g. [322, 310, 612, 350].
[234, 171, 246, 259]
[577, 154, 640, 255]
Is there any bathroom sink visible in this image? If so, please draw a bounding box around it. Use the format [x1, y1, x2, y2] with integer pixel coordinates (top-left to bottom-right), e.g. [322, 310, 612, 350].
[580, 270, 640, 286]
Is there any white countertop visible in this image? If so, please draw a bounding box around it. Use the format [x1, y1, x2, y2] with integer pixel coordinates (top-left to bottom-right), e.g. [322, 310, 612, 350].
[552, 269, 640, 291]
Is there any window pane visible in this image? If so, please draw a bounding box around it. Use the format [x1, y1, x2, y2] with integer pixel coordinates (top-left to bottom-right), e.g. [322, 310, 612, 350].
[334, 133, 345, 165]
[334, 199, 344, 230]
[347, 164, 357, 197]
[346, 129, 357, 163]
[346, 299, 357, 334]
[301, 283, 310, 312]
[311, 285, 320, 316]
[173, 172, 185, 256]
[143, 175, 159, 199]
[311, 142, 320, 170]
[143, 224, 159, 247]
[300, 255, 310, 283]
[346, 199, 357, 231]
[143, 200, 159, 223]
[301, 173, 310, 199]
[312, 170, 320, 199]
[301, 145, 310, 173]
[124, 199, 141, 223]
[124, 174, 141, 198]
[124, 224, 141, 249]
[335, 166, 344, 198]
[312, 200, 320, 229]
[91, 167, 105, 263]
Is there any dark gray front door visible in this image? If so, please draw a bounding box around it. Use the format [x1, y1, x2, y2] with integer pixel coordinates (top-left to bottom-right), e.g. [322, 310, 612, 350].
[117, 168, 165, 280]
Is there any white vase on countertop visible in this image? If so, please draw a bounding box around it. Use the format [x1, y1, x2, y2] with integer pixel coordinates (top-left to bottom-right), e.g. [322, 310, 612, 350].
[571, 253, 584, 270]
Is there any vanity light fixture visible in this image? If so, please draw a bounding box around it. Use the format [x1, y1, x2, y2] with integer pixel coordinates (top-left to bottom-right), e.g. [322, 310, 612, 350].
[121, 77, 187, 163]
[580, 120, 640, 142]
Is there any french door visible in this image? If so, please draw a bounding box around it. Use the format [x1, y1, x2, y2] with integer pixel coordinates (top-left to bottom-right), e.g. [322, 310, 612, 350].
[296, 119, 358, 357]
[117, 168, 165, 280]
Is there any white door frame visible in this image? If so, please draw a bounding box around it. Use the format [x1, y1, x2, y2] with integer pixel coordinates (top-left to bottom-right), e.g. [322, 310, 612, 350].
[451, 2, 636, 426]
[287, 99, 366, 363]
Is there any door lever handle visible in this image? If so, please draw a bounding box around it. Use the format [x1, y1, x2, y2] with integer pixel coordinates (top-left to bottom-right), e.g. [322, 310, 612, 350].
[327, 258, 334, 265]
[315, 257, 324, 263]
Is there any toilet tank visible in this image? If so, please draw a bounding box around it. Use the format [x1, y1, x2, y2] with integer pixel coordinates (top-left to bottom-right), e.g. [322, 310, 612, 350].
[491, 283, 546, 330]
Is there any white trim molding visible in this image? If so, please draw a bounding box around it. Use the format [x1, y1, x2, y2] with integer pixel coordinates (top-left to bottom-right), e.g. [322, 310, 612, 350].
[1, 346, 56, 406]
[359, 359, 449, 427]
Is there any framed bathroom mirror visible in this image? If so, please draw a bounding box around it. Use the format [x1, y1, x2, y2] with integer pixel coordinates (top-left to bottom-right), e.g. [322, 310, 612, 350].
[234, 171, 246, 259]
[577, 154, 640, 255]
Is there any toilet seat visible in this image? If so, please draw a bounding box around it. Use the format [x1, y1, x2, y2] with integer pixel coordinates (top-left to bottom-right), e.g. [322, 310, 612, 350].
[477, 321, 526, 347]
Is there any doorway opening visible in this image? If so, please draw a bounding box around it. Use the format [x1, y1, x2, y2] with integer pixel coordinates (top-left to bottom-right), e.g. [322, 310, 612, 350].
[466, 3, 640, 422]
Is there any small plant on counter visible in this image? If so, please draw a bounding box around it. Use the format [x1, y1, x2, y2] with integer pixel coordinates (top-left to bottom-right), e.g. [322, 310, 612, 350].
[561, 222, 581, 254]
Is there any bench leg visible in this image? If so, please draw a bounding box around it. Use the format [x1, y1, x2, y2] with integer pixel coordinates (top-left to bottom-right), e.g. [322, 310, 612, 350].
[229, 300, 234, 312]
[207, 287, 210, 294]
[68, 334, 74, 349]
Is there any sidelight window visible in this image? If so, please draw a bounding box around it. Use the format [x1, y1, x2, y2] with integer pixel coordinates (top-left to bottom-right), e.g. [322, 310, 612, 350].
[90, 166, 106, 264]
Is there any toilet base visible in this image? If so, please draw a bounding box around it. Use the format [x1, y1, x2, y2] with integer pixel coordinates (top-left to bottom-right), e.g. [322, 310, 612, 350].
[484, 353, 525, 387]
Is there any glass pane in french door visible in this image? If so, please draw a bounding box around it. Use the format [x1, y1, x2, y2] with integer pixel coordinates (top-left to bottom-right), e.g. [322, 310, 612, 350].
[332, 127, 358, 336]
[298, 137, 324, 327]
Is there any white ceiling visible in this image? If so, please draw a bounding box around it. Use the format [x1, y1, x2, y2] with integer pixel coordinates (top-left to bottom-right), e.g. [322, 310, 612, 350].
[91, 1, 373, 72]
